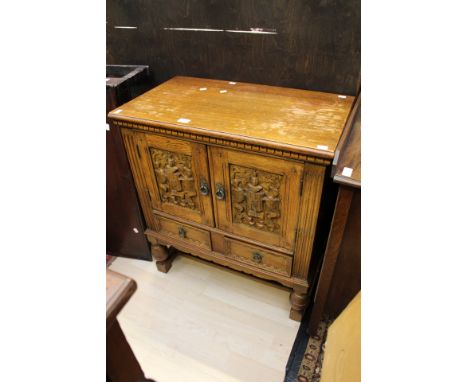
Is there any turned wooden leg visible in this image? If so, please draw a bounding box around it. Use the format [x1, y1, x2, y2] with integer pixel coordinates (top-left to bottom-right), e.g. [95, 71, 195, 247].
[147, 236, 173, 273]
[289, 288, 309, 321]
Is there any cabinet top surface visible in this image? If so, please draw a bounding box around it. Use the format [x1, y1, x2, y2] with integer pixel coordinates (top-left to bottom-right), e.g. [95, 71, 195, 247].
[109, 76, 355, 158]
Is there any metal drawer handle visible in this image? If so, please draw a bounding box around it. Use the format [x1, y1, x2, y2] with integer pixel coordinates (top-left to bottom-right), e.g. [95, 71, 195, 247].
[252, 252, 263, 263]
[200, 179, 210, 196]
[215, 183, 225, 200]
[178, 227, 187, 238]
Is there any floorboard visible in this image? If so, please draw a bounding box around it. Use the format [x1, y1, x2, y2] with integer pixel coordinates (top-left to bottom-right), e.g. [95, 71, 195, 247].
[109, 255, 300, 382]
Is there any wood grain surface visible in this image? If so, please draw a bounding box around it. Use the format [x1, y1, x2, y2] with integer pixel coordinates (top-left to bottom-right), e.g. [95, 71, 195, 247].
[109, 255, 300, 382]
[106, 65, 152, 261]
[106, 0, 360, 95]
[308, 186, 355, 334]
[106, 269, 137, 328]
[110, 76, 355, 320]
[333, 99, 361, 187]
[320, 292, 361, 382]
[324, 191, 360, 319]
[308, 96, 361, 332]
[109, 76, 355, 157]
[106, 269, 154, 382]
[209, 145, 304, 250]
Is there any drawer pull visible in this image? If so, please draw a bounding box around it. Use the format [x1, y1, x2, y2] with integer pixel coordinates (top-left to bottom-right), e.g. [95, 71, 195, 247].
[200, 179, 210, 196]
[252, 252, 263, 263]
[215, 183, 225, 200]
[178, 227, 187, 238]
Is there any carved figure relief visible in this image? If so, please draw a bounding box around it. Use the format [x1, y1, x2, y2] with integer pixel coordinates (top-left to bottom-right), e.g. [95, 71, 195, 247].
[230, 165, 282, 233]
[150, 147, 199, 210]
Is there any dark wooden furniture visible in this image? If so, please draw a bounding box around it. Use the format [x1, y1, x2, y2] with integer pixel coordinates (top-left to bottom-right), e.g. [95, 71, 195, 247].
[108, 76, 355, 320]
[308, 95, 361, 334]
[106, 0, 360, 95]
[106, 269, 154, 382]
[107, 65, 152, 260]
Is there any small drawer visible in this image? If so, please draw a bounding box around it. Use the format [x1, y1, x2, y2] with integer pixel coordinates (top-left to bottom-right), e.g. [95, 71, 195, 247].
[225, 238, 292, 277]
[155, 215, 211, 250]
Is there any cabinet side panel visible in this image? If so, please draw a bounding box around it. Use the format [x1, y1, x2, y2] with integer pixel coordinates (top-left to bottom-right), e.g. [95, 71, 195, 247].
[120, 128, 157, 231]
[293, 163, 326, 280]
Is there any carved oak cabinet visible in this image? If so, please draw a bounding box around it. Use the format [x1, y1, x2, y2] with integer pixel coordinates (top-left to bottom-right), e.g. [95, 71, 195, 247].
[108, 77, 354, 320]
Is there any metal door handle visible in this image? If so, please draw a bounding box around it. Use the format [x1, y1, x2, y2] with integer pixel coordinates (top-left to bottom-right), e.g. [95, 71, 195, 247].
[200, 179, 210, 196]
[252, 252, 263, 263]
[215, 183, 225, 200]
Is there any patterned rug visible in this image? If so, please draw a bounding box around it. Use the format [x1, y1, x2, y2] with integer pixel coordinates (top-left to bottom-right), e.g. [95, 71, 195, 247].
[296, 321, 328, 382]
[284, 320, 329, 382]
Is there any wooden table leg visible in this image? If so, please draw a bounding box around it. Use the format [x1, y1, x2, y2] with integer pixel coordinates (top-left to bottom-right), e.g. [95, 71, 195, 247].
[290, 288, 309, 321]
[148, 236, 175, 273]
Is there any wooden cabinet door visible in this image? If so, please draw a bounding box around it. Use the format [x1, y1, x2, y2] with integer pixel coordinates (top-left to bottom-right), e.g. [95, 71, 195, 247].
[135, 133, 214, 227]
[209, 147, 304, 250]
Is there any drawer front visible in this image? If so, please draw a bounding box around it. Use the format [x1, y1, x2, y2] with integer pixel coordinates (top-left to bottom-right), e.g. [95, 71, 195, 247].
[155, 215, 211, 250]
[225, 238, 292, 277]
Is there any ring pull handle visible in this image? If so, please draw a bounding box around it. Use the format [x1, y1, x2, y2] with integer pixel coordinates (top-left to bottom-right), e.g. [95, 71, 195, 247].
[200, 179, 210, 196]
[252, 252, 263, 263]
[178, 227, 187, 238]
[215, 183, 225, 200]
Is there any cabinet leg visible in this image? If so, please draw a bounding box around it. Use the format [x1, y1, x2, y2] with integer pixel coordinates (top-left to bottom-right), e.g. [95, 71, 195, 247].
[289, 289, 308, 321]
[148, 237, 173, 273]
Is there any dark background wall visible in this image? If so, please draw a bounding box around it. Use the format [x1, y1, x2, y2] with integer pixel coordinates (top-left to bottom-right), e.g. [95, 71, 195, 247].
[107, 0, 360, 95]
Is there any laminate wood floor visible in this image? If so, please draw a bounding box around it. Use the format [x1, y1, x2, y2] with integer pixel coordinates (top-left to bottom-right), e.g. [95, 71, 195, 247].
[109, 254, 300, 382]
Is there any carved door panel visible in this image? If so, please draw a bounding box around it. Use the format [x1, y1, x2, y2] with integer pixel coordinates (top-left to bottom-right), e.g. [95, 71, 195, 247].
[209, 147, 304, 250]
[137, 133, 214, 227]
